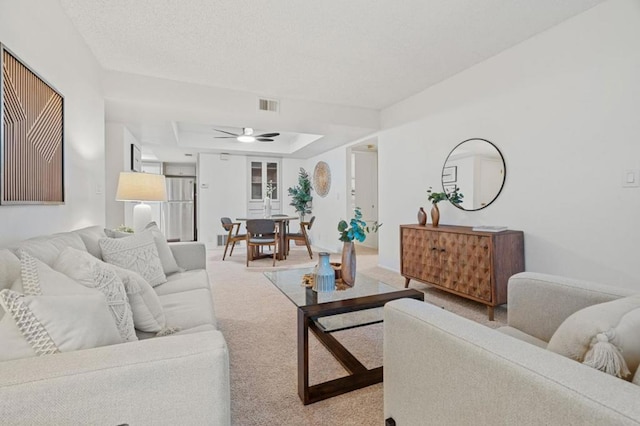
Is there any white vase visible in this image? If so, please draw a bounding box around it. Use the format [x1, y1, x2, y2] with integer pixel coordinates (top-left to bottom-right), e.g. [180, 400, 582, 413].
[264, 197, 272, 217]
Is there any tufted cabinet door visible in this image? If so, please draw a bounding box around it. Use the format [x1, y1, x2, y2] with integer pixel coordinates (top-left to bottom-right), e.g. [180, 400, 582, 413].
[440, 233, 492, 302]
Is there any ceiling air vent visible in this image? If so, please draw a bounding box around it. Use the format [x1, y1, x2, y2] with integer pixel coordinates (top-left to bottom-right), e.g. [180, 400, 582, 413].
[258, 98, 279, 113]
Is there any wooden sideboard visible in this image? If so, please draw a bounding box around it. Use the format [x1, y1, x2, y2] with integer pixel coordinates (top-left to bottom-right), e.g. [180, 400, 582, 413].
[400, 224, 524, 320]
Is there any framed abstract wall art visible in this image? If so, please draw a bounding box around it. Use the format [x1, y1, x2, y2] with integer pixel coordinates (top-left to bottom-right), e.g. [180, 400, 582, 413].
[1, 44, 64, 204]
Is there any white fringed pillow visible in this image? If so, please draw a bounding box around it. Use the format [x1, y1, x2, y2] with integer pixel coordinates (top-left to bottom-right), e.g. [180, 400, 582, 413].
[54, 247, 166, 333]
[547, 294, 640, 380]
[99, 230, 167, 287]
[0, 252, 121, 362]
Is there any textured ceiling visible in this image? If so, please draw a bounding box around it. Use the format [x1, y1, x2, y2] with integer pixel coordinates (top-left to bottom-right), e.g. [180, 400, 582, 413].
[59, 0, 604, 110]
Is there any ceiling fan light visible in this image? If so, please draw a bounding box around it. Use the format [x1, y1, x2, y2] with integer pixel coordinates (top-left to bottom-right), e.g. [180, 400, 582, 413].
[243, 127, 254, 136]
[237, 135, 256, 143]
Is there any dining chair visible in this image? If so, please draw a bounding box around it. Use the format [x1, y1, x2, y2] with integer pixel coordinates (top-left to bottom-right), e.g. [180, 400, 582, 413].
[246, 219, 278, 267]
[221, 217, 246, 260]
[271, 214, 290, 253]
[285, 216, 315, 259]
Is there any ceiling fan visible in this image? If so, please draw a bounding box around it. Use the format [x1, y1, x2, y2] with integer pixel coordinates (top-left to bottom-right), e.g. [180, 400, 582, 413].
[213, 127, 280, 143]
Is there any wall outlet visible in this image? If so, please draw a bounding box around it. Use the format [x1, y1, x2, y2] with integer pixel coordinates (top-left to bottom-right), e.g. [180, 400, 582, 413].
[622, 169, 639, 188]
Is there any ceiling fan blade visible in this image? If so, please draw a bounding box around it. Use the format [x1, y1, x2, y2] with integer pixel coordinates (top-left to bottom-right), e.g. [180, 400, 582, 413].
[256, 132, 280, 138]
[214, 136, 237, 139]
[213, 128, 240, 137]
[257, 138, 274, 142]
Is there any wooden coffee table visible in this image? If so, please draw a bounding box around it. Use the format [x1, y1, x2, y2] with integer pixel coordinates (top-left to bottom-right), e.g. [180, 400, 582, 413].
[264, 268, 424, 405]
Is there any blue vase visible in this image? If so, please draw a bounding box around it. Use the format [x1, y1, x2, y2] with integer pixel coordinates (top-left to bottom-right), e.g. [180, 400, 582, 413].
[313, 252, 336, 292]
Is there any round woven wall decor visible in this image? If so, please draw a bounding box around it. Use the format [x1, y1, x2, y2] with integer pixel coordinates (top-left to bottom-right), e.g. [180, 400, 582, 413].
[313, 161, 331, 198]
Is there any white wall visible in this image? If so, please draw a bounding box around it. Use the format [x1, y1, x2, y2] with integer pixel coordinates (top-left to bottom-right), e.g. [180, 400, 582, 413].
[377, 0, 640, 289]
[303, 146, 350, 254]
[104, 124, 145, 229]
[197, 153, 305, 248]
[198, 153, 247, 248]
[0, 0, 105, 245]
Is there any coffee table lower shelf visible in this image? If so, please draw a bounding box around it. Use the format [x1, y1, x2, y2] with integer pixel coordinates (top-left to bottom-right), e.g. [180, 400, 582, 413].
[297, 289, 424, 405]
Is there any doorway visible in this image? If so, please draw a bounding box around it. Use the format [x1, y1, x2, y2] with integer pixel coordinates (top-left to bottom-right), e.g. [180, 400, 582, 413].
[348, 140, 379, 250]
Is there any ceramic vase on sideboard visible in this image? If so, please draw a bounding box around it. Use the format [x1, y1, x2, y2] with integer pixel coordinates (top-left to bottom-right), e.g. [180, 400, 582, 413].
[417, 207, 427, 226]
[431, 204, 440, 227]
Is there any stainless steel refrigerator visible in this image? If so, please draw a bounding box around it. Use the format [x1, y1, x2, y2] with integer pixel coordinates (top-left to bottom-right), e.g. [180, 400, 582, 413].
[162, 177, 196, 242]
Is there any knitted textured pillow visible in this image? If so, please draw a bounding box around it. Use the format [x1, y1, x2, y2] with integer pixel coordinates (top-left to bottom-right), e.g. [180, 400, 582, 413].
[99, 230, 167, 287]
[53, 256, 138, 342]
[547, 294, 640, 380]
[54, 247, 166, 333]
[106, 224, 181, 275]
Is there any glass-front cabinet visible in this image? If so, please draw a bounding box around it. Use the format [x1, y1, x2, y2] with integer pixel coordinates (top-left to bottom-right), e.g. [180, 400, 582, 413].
[248, 157, 281, 218]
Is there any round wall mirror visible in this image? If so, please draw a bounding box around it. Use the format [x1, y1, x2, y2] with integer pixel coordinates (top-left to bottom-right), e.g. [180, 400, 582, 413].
[442, 138, 505, 211]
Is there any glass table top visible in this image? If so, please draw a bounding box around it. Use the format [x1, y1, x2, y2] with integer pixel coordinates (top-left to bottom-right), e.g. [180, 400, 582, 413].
[264, 267, 401, 332]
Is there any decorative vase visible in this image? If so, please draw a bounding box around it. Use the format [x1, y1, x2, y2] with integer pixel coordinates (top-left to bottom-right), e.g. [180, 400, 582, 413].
[264, 197, 272, 218]
[341, 241, 356, 286]
[313, 252, 336, 292]
[431, 203, 440, 227]
[417, 207, 427, 226]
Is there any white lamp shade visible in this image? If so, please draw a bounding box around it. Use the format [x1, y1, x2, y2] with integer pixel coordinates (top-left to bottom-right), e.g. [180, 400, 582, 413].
[116, 172, 167, 202]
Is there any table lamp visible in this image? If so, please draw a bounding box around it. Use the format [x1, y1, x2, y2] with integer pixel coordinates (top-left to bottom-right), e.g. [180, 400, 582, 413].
[116, 172, 167, 232]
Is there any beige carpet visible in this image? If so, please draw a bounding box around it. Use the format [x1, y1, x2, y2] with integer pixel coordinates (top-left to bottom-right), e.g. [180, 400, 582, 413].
[208, 244, 507, 425]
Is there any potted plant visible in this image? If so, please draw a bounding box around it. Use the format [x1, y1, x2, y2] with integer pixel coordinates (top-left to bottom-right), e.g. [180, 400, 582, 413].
[337, 207, 382, 286]
[427, 185, 464, 227]
[287, 168, 313, 221]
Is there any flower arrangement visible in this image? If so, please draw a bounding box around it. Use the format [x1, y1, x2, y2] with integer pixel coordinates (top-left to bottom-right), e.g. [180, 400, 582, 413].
[115, 224, 134, 233]
[266, 180, 275, 198]
[427, 185, 464, 205]
[338, 207, 382, 242]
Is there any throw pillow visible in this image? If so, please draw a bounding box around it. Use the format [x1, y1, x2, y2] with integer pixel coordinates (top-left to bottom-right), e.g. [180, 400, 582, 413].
[54, 247, 166, 333]
[99, 230, 167, 287]
[0, 249, 21, 292]
[49, 249, 136, 343]
[0, 250, 123, 361]
[105, 223, 181, 275]
[547, 295, 640, 379]
[144, 222, 181, 275]
[0, 289, 121, 362]
[12, 250, 96, 297]
[633, 367, 640, 386]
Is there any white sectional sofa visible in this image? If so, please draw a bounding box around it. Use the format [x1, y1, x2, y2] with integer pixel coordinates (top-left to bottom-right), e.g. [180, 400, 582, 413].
[0, 226, 230, 425]
[384, 272, 640, 425]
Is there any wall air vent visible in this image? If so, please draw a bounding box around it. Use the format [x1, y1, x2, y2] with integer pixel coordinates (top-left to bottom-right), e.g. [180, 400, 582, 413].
[258, 98, 279, 113]
[217, 235, 228, 246]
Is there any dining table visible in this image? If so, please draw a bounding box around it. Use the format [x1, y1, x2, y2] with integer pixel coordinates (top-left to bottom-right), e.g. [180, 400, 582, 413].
[235, 215, 299, 260]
